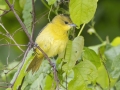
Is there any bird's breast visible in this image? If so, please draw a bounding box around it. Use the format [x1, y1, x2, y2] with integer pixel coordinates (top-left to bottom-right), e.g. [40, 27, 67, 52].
[47, 37, 68, 57]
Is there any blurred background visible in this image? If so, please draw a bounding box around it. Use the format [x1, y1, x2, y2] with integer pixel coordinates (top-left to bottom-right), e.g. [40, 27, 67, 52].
[0, 0, 120, 87]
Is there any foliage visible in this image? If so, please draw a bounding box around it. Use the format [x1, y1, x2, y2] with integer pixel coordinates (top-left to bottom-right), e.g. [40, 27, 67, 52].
[22, 0, 33, 35]
[0, 0, 120, 90]
[7, 49, 35, 90]
[62, 36, 84, 72]
[69, 0, 98, 27]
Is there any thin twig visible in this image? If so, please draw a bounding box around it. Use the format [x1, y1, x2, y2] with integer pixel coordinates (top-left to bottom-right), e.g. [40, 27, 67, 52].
[12, 28, 23, 37]
[0, 85, 9, 88]
[13, 53, 24, 61]
[12, 11, 48, 37]
[2, 53, 24, 74]
[54, 65, 59, 90]
[1, 54, 23, 88]
[36, 45, 59, 87]
[41, 0, 56, 14]
[36, 45, 51, 66]
[0, 82, 10, 85]
[0, 8, 11, 17]
[0, 8, 6, 11]
[5, 40, 10, 66]
[94, 31, 104, 43]
[48, 5, 52, 22]
[41, 0, 50, 10]
[0, 32, 10, 38]
[0, 44, 27, 47]
[5, 72, 9, 87]
[0, 23, 24, 52]
[0, 39, 10, 70]
[0, 55, 23, 83]
[31, 0, 36, 39]
[0, 80, 11, 88]
[0, 38, 5, 42]
[5, 0, 33, 44]
[35, 11, 48, 24]
[6, 60, 22, 74]
[9, 45, 31, 87]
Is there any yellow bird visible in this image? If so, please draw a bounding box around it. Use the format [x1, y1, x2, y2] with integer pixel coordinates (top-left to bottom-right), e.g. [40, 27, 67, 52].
[27, 14, 75, 73]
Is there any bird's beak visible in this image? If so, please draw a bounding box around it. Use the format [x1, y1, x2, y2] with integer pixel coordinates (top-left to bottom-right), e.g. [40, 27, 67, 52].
[69, 23, 76, 27]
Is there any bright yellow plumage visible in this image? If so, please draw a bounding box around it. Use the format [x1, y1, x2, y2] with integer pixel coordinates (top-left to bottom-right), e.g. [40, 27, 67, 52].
[27, 14, 75, 72]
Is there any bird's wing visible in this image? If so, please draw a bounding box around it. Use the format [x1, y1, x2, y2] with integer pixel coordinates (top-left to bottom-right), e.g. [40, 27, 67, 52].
[35, 29, 52, 57]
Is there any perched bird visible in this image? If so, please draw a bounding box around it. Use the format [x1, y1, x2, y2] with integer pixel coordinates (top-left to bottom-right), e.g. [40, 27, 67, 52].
[27, 14, 75, 73]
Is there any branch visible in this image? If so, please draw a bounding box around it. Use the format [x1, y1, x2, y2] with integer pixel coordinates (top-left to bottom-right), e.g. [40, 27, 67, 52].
[12, 27, 22, 37]
[0, 85, 9, 88]
[41, 0, 55, 14]
[34, 10, 48, 25]
[0, 8, 11, 17]
[5, 40, 10, 65]
[0, 23, 24, 52]
[5, 0, 33, 44]
[9, 45, 31, 88]
[6, 54, 23, 74]
[36, 45, 59, 86]
[0, 44, 27, 47]
[31, 0, 36, 39]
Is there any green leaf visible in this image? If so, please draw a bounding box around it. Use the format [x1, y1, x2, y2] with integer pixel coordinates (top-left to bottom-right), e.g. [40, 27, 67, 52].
[111, 54, 120, 78]
[22, 0, 36, 35]
[68, 60, 98, 90]
[7, 49, 35, 90]
[115, 80, 120, 90]
[82, 47, 101, 68]
[46, 0, 56, 5]
[88, 42, 106, 54]
[62, 36, 84, 72]
[105, 45, 120, 78]
[1, 62, 19, 81]
[21, 59, 51, 90]
[96, 64, 109, 89]
[111, 36, 120, 46]
[43, 74, 56, 90]
[69, 0, 98, 26]
[59, 70, 74, 90]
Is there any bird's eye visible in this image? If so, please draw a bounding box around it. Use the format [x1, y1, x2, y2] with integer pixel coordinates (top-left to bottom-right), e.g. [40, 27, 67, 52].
[64, 21, 68, 24]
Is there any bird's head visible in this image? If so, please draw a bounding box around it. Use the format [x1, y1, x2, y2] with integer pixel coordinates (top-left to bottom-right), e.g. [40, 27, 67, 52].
[52, 14, 76, 31]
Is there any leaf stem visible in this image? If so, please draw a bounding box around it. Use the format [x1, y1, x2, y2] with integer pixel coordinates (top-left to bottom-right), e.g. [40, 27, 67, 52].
[48, 5, 52, 22]
[41, 0, 56, 14]
[77, 23, 85, 36]
[41, 0, 50, 10]
[94, 31, 104, 43]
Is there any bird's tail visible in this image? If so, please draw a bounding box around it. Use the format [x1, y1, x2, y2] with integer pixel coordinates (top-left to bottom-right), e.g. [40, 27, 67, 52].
[27, 55, 43, 73]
